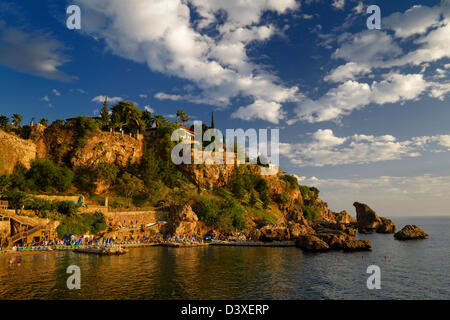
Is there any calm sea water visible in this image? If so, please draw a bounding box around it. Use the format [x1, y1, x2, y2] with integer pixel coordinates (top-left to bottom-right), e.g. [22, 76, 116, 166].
[0, 217, 448, 300]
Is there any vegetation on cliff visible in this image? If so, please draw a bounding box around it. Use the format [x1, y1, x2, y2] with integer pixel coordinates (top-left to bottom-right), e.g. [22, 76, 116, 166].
[0, 103, 332, 237]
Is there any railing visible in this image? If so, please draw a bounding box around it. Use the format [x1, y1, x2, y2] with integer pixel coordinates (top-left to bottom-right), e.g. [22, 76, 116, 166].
[0, 211, 39, 227]
[11, 225, 49, 243]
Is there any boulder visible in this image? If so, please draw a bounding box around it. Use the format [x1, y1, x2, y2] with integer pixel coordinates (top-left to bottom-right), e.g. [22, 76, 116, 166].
[377, 217, 396, 233]
[353, 202, 396, 234]
[288, 222, 315, 239]
[167, 204, 199, 236]
[334, 210, 356, 224]
[312, 222, 372, 251]
[342, 240, 372, 251]
[249, 229, 262, 241]
[394, 225, 428, 240]
[296, 235, 330, 252]
[259, 225, 290, 241]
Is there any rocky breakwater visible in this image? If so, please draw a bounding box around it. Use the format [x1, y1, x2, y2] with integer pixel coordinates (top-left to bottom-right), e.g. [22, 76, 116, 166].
[394, 225, 428, 240]
[301, 221, 371, 252]
[249, 217, 371, 252]
[353, 202, 396, 234]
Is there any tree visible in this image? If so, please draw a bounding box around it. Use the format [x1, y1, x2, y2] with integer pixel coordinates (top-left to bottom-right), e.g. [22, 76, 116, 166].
[6, 189, 30, 214]
[0, 115, 9, 127]
[95, 161, 119, 185]
[211, 112, 215, 128]
[39, 118, 49, 126]
[0, 174, 10, 196]
[12, 113, 22, 127]
[176, 109, 189, 124]
[153, 114, 167, 127]
[26, 159, 74, 192]
[73, 116, 99, 146]
[142, 110, 154, 131]
[28, 198, 52, 218]
[111, 101, 142, 133]
[10, 163, 28, 191]
[115, 173, 145, 206]
[57, 200, 79, 216]
[100, 97, 111, 129]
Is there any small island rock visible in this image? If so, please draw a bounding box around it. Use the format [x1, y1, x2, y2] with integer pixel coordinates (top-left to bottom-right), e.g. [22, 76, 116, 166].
[353, 202, 396, 234]
[394, 225, 428, 240]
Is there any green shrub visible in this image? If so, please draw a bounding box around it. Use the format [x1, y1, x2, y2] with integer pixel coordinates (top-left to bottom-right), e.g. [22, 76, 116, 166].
[250, 209, 276, 225]
[301, 204, 319, 221]
[56, 211, 107, 238]
[10, 163, 28, 191]
[281, 174, 298, 190]
[299, 185, 320, 202]
[193, 197, 247, 231]
[26, 159, 73, 192]
[193, 199, 220, 226]
[26, 198, 52, 218]
[56, 200, 79, 216]
[72, 116, 99, 146]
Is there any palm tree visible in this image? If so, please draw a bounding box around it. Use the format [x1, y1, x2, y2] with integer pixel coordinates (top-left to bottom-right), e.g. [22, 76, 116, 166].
[176, 109, 189, 125]
[0, 115, 9, 127]
[12, 113, 23, 127]
[153, 115, 165, 127]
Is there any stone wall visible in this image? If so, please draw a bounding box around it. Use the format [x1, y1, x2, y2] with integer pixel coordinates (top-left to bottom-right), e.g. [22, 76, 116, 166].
[33, 195, 81, 202]
[104, 210, 168, 227]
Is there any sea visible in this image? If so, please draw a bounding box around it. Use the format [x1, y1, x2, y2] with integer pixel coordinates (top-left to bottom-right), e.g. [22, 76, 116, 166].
[0, 216, 448, 300]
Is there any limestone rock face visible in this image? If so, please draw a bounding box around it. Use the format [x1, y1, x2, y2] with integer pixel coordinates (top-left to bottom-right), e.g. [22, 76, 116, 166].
[288, 221, 315, 239]
[71, 131, 143, 168]
[295, 235, 330, 251]
[167, 204, 199, 236]
[259, 225, 290, 241]
[0, 130, 37, 174]
[334, 210, 356, 224]
[311, 221, 371, 252]
[394, 225, 428, 240]
[353, 202, 396, 234]
[377, 217, 397, 233]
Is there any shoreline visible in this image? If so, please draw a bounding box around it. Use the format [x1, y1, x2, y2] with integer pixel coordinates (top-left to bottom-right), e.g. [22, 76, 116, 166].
[0, 240, 298, 258]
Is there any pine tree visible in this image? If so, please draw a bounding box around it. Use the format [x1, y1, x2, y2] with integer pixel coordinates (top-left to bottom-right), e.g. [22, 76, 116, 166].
[100, 97, 110, 129]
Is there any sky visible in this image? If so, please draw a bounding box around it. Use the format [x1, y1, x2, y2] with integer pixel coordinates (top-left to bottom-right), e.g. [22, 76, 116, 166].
[0, 0, 449, 217]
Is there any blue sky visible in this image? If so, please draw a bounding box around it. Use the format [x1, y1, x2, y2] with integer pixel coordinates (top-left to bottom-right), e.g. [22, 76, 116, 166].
[1, 0, 449, 216]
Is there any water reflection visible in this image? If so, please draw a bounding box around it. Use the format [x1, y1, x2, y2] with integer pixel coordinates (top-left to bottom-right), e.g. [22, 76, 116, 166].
[0, 217, 449, 300]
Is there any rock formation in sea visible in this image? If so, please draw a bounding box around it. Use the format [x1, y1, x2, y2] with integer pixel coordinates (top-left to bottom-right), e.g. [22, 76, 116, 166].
[394, 225, 428, 240]
[353, 202, 396, 234]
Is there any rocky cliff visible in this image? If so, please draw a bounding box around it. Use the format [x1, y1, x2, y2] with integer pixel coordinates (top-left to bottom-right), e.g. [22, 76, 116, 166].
[0, 126, 144, 173]
[0, 130, 37, 174]
[70, 131, 143, 168]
